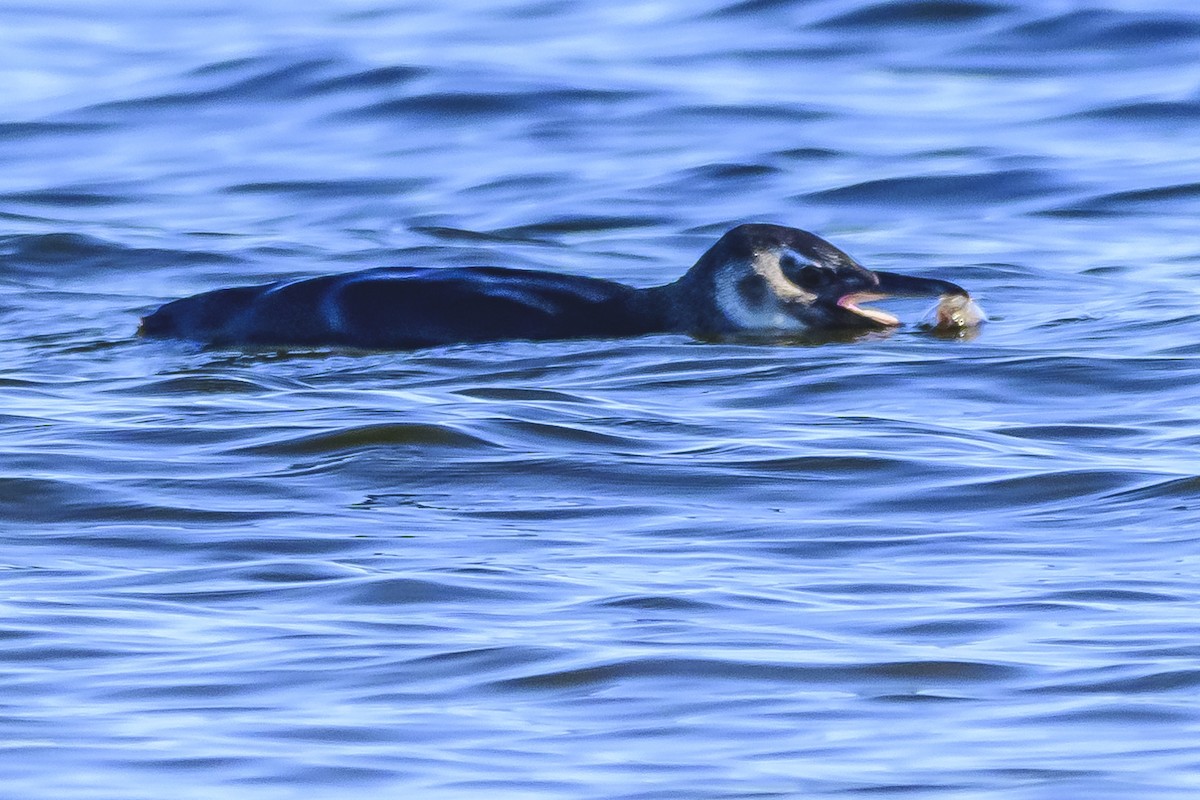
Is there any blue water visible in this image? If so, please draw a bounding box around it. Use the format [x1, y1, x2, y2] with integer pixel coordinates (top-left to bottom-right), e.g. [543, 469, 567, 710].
[4, 1, 1200, 797]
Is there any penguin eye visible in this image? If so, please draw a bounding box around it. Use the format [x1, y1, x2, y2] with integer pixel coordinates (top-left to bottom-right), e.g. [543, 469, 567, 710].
[780, 253, 827, 290]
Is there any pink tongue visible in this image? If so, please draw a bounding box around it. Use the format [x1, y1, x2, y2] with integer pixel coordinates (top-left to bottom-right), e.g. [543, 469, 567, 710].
[837, 293, 900, 326]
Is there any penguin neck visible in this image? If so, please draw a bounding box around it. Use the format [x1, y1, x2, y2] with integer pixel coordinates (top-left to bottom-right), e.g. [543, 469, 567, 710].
[630, 275, 715, 335]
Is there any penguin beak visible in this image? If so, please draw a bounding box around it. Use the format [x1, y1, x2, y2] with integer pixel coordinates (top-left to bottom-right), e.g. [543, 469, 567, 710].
[871, 270, 969, 299]
[835, 271, 970, 327]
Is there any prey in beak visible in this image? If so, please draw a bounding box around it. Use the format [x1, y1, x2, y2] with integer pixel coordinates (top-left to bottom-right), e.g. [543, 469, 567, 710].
[836, 270, 976, 329]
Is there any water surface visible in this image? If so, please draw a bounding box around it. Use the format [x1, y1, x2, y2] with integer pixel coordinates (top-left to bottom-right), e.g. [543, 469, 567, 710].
[4, 1, 1200, 798]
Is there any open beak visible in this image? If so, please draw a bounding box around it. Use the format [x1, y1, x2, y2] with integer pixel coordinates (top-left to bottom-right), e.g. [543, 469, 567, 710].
[837, 270, 969, 327]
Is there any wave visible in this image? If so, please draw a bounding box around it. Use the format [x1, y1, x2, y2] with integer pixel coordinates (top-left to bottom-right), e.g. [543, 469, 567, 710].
[814, 0, 1014, 29]
[233, 422, 495, 456]
[804, 169, 1063, 208]
[491, 655, 1024, 691]
[0, 232, 241, 276]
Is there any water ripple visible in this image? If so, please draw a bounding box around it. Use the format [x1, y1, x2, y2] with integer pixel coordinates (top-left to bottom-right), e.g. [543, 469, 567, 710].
[232, 422, 494, 456]
[493, 656, 1025, 692]
[805, 169, 1061, 208]
[6, 1, 1200, 798]
[815, 0, 1013, 29]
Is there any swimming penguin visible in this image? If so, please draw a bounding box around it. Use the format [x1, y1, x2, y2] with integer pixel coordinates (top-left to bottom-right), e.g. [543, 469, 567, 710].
[139, 223, 980, 349]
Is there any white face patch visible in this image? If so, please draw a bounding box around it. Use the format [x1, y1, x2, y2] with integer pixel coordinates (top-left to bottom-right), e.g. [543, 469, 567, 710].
[712, 257, 816, 332]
